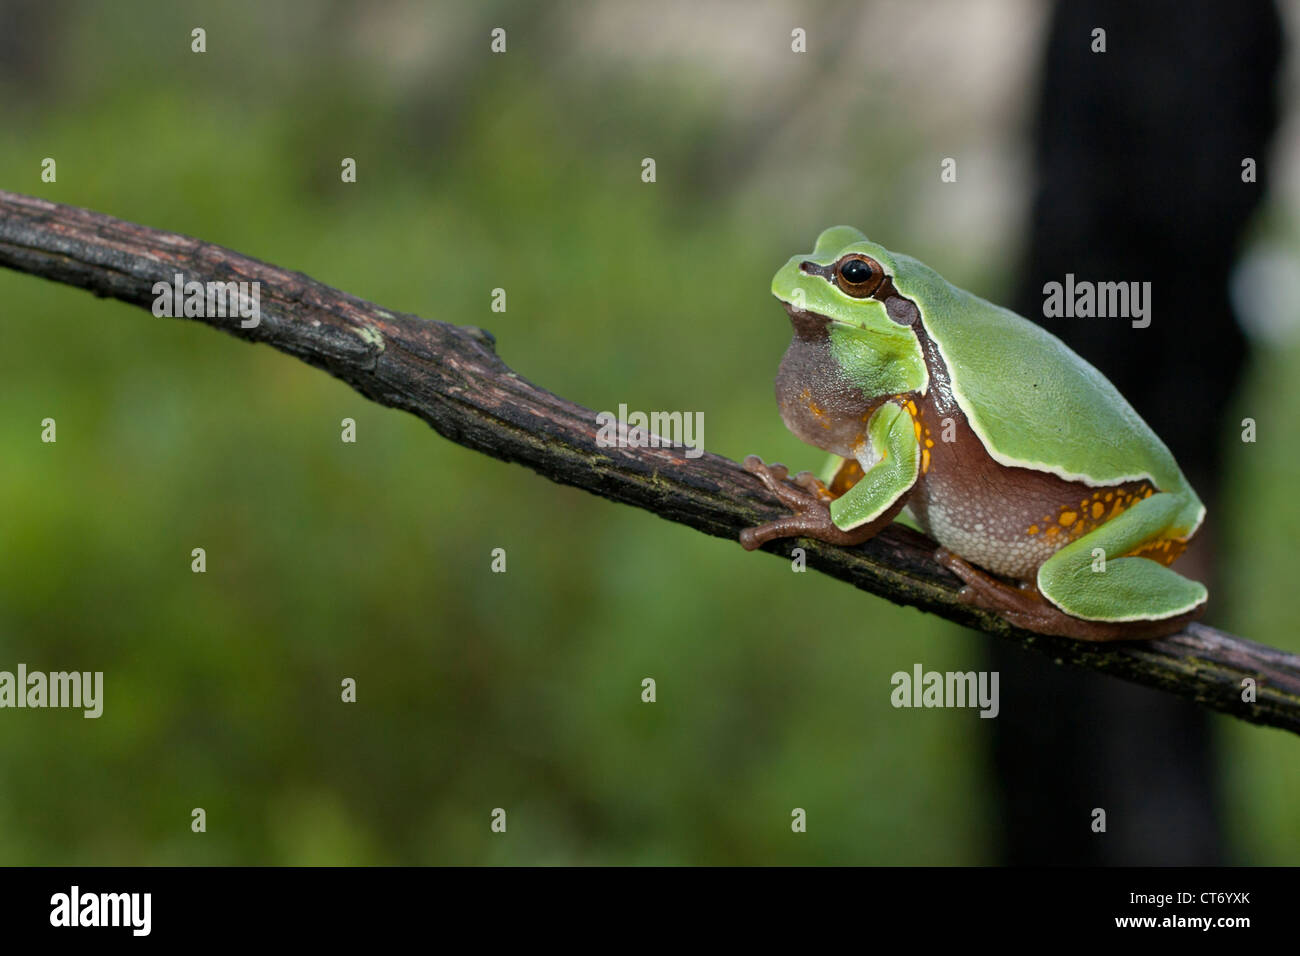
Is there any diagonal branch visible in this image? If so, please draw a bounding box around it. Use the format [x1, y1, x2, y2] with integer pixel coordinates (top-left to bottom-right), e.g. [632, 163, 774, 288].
[3, 189, 1298, 734]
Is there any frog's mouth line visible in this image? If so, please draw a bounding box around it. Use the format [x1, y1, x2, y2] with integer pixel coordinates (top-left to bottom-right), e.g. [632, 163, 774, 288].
[780, 299, 869, 335]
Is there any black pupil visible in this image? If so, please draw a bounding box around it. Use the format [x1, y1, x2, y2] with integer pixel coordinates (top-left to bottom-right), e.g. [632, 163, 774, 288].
[841, 259, 872, 284]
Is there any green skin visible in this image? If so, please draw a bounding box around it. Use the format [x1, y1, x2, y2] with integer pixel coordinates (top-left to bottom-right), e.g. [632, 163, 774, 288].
[742, 226, 1207, 641]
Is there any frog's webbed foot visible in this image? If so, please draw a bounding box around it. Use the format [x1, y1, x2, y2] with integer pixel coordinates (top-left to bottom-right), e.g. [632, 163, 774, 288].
[740, 455, 871, 551]
[935, 548, 1200, 642]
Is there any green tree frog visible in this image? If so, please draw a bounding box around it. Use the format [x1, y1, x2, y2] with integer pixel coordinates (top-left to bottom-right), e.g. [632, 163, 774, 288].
[742, 226, 1207, 641]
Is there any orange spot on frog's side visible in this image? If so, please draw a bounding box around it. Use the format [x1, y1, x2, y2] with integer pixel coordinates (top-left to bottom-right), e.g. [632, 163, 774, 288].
[807, 399, 832, 429]
[1104, 492, 1114, 502]
[1091, 501, 1105, 519]
[925, 438, 934, 448]
[921, 448, 931, 473]
[1059, 511, 1077, 526]
[1046, 526, 1060, 537]
[1027, 524, 1039, 536]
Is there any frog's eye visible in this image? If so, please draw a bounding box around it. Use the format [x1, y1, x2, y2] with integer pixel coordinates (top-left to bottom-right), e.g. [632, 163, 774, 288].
[835, 255, 884, 297]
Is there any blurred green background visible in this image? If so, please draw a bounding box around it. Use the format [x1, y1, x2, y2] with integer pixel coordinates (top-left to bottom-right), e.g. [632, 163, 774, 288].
[1, 0, 1297, 864]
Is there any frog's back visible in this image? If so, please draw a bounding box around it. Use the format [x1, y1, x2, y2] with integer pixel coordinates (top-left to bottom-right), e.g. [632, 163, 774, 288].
[881, 249, 1202, 536]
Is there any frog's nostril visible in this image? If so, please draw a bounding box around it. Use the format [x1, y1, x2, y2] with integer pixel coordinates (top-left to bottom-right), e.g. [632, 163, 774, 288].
[798, 261, 816, 274]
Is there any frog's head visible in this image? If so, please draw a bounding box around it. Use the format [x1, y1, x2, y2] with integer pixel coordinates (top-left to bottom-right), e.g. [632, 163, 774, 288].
[771, 226, 911, 332]
[771, 227, 928, 396]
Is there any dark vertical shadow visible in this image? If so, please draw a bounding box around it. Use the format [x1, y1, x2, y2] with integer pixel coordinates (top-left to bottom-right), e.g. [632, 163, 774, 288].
[989, 0, 1283, 864]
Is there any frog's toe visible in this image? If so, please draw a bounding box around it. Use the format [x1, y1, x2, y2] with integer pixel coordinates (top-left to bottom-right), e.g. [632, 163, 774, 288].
[743, 454, 786, 480]
[738, 525, 765, 551]
[743, 455, 819, 510]
[743, 503, 875, 550]
[740, 513, 818, 551]
[792, 470, 834, 502]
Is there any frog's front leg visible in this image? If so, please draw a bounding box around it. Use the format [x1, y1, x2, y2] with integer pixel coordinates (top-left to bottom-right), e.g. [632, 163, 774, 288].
[738, 456, 877, 549]
[741, 401, 919, 551]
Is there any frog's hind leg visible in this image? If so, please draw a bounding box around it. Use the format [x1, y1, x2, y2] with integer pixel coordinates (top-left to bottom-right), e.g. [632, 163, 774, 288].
[939, 549, 1144, 640]
[939, 490, 1208, 640]
[936, 546, 1201, 641]
[1035, 492, 1206, 629]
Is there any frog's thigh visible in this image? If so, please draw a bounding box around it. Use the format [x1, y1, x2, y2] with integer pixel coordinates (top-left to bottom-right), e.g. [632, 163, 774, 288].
[1036, 492, 1207, 622]
[830, 402, 919, 531]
